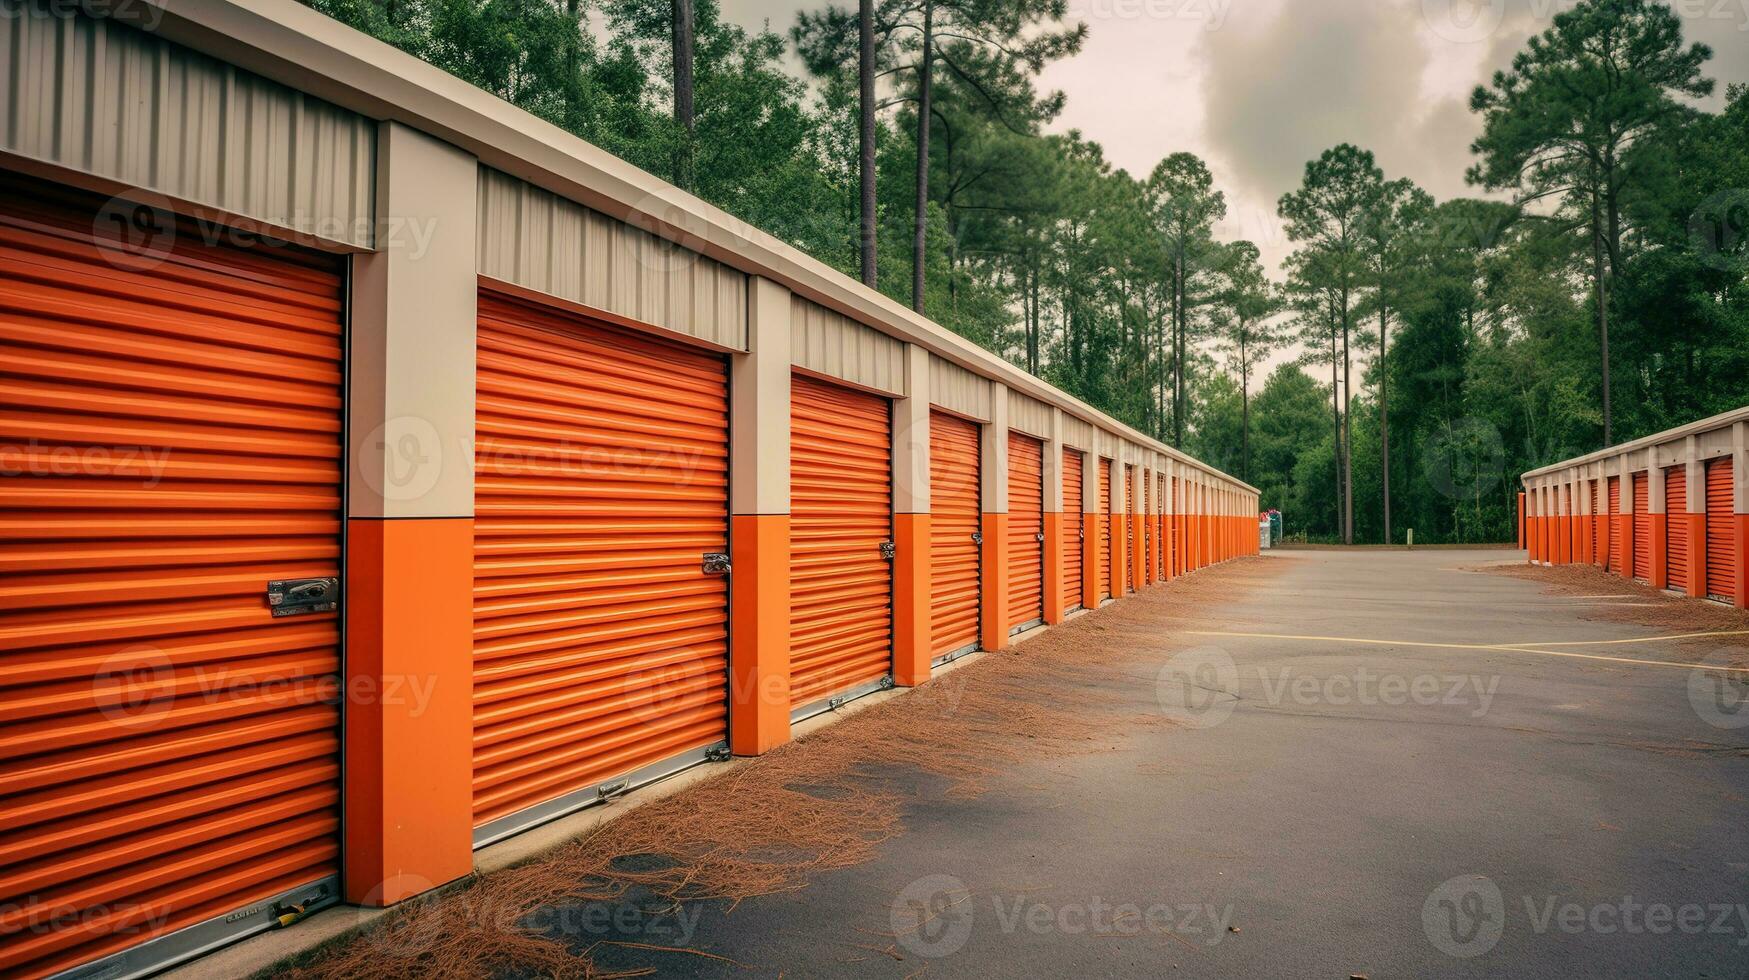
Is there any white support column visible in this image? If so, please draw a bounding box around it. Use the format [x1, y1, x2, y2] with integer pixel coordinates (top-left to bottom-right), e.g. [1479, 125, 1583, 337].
[728, 276, 793, 753]
[893, 343, 931, 683]
[342, 121, 477, 906]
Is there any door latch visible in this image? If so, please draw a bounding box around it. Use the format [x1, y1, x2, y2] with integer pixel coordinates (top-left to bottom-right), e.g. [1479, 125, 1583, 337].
[1035, 532, 1045, 543]
[702, 552, 731, 575]
[266, 578, 338, 617]
[971, 531, 984, 546]
[879, 540, 897, 562]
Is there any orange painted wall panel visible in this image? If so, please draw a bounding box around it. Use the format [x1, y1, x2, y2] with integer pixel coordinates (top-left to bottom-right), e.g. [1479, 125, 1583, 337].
[1633, 476, 1652, 581]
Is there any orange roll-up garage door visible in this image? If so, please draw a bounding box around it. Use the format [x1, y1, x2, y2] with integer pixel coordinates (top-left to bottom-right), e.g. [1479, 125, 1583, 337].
[929, 411, 981, 661]
[1590, 480, 1601, 564]
[1062, 450, 1084, 612]
[0, 180, 343, 980]
[1706, 458, 1735, 602]
[790, 375, 894, 716]
[1007, 432, 1045, 632]
[1606, 477, 1621, 573]
[472, 293, 729, 840]
[1633, 475, 1652, 581]
[1665, 466, 1688, 590]
[1142, 471, 1154, 584]
[1098, 459, 1113, 602]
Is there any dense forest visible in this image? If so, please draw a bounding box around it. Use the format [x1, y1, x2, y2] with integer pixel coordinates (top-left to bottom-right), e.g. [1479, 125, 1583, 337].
[307, 0, 1749, 543]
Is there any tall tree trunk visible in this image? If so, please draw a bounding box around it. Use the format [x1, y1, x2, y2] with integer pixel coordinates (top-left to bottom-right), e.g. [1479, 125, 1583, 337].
[910, 1, 934, 313]
[671, 0, 695, 191]
[1173, 251, 1186, 447]
[1240, 331, 1250, 483]
[1342, 317, 1353, 545]
[1331, 325, 1341, 539]
[857, 0, 876, 287]
[1592, 184, 1613, 447]
[1380, 306, 1391, 545]
[1021, 264, 1035, 374]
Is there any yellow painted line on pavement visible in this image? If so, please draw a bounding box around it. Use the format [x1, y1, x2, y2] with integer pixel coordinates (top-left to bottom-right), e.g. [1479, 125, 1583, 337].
[1508, 630, 1749, 648]
[1184, 631, 1749, 673]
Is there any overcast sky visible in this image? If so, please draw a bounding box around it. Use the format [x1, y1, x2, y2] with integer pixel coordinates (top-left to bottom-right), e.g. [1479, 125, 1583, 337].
[720, 0, 1749, 365]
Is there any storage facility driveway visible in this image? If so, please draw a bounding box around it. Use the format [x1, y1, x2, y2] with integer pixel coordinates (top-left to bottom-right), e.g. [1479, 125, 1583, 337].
[285, 550, 1749, 979]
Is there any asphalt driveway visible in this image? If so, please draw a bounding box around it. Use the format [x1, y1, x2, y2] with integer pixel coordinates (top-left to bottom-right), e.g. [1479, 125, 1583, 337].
[551, 549, 1749, 978]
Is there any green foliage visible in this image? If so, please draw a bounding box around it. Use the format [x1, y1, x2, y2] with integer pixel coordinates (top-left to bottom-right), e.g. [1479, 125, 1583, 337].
[299, 0, 1747, 548]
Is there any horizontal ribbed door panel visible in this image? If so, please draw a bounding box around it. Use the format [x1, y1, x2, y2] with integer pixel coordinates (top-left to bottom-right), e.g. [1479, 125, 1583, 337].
[473, 293, 729, 831]
[1607, 477, 1621, 573]
[1143, 471, 1153, 584]
[1590, 480, 1601, 563]
[1062, 450, 1084, 611]
[790, 375, 893, 708]
[1098, 459, 1113, 601]
[929, 411, 980, 658]
[1666, 467, 1688, 588]
[1633, 476, 1651, 581]
[1706, 459, 1735, 601]
[0, 182, 342, 979]
[1007, 432, 1044, 630]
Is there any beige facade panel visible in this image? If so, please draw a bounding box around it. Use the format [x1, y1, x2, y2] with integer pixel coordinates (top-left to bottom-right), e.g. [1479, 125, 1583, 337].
[1, 0, 374, 247]
[790, 295, 905, 395]
[929, 354, 992, 420]
[1008, 392, 1054, 439]
[477, 168, 747, 350]
[1060, 414, 1095, 452]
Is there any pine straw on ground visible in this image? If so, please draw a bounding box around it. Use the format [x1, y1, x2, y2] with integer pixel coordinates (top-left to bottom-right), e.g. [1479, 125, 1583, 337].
[1476, 561, 1749, 668]
[271, 557, 1289, 980]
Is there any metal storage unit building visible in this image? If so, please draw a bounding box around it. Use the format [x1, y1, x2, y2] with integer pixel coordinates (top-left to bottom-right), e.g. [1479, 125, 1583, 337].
[0, 2, 1263, 976]
[1522, 408, 1747, 610]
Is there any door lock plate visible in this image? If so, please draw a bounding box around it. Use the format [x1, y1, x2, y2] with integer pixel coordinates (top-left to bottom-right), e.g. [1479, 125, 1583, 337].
[702, 552, 732, 575]
[879, 540, 897, 562]
[971, 531, 984, 546]
[266, 578, 338, 617]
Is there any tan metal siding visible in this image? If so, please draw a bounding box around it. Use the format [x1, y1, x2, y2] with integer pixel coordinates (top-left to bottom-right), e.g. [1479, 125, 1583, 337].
[1060, 414, 1095, 452]
[1008, 392, 1052, 438]
[928, 355, 991, 421]
[476, 169, 748, 351]
[0, 1, 374, 249]
[790, 297, 904, 394]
